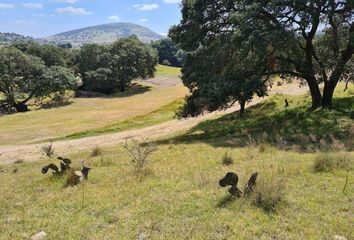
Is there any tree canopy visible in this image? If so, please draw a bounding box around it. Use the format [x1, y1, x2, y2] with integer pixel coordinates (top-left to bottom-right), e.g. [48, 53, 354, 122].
[170, 0, 353, 117]
[78, 36, 158, 93]
[151, 38, 186, 67]
[0, 47, 79, 112]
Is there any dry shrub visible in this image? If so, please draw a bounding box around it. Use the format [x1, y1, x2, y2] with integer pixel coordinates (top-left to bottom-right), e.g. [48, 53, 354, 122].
[123, 138, 157, 173]
[91, 146, 103, 157]
[221, 152, 233, 165]
[313, 152, 352, 173]
[252, 166, 287, 212]
[41, 140, 55, 158]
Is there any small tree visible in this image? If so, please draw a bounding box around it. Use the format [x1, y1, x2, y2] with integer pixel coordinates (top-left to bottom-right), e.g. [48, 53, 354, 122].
[0, 47, 79, 112]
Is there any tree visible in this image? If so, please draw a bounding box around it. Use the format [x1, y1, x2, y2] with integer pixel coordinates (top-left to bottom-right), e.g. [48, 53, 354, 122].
[151, 38, 186, 67]
[170, 0, 353, 111]
[78, 36, 158, 93]
[109, 36, 157, 92]
[12, 41, 73, 67]
[177, 37, 268, 117]
[0, 47, 79, 112]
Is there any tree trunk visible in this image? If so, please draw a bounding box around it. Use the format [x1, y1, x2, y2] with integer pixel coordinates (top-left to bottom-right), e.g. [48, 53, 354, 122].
[14, 103, 29, 112]
[322, 81, 337, 108]
[307, 77, 322, 109]
[119, 83, 125, 92]
[239, 100, 246, 116]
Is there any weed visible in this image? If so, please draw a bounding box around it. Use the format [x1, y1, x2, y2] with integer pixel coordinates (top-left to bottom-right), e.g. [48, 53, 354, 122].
[252, 167, 287, 212]
[91, 146, 103, 157]
[313, 152, 352, 173]
[41, 140, 55, 158]
[123, 138, 157, 173]
[221, 152, 233, 165]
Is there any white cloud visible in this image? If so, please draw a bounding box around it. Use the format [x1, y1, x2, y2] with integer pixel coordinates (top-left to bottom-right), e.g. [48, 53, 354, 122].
[0, 3, 15, 9]
[108, 15, 120, 22]
[133, 3, 159, 11]
[23, 3, 43, 9]
[163, 0, 180, 3]
[139, 18, 148, 22]
[56, 6, 92, 15]
[53, 0, 79, 3]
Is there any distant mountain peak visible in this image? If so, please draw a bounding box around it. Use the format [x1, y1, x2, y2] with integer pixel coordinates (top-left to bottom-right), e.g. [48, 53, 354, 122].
[43, 22, 165, 47]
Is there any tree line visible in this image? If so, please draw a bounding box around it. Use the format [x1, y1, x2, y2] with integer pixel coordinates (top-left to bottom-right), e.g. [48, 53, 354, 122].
[0, 36, 161, 113]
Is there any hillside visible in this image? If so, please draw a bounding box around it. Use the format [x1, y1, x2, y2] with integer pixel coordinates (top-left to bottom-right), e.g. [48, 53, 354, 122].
[43, 23, 164, 47]
[0, 32, 34, 44]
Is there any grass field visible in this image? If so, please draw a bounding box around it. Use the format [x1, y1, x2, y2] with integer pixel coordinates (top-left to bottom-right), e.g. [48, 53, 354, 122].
[0, 65, 187, 145]
[0, 86, 353, 239]
[155, 64, 182, 77]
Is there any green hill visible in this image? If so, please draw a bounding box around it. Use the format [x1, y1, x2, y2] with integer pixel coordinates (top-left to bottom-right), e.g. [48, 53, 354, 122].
[43, 22, 164, 47]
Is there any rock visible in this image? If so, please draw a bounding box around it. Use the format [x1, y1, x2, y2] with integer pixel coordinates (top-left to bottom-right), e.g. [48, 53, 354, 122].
[333, 235, 347, 240]
[31, 231, 47, 240]
[137, 232, 147, 240]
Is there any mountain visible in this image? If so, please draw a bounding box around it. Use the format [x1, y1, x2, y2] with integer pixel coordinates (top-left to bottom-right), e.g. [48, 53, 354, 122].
[43, 23, 165, 47]
[0, 32, 34, 45]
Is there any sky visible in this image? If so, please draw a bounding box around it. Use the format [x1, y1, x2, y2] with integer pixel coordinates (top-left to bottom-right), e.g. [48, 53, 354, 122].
[0, 0, 182, 38]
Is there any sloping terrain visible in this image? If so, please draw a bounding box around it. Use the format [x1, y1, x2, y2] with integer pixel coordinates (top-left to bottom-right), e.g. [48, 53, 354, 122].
[43, 23, 164, 46]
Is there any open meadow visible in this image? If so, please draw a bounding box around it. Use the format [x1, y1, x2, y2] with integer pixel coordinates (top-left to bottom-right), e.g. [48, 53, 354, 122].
[0, 85, 353, 239]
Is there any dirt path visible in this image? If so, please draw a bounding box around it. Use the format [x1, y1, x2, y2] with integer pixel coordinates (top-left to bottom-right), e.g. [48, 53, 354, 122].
[0, 83, 307, 164]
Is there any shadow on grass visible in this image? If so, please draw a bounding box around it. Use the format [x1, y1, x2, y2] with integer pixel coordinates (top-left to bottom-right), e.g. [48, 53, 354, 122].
[76, 83, 152, 99]
[39, 100, 73, 110]
[156, 94, 354, 151]
[217, 195, 237, 208]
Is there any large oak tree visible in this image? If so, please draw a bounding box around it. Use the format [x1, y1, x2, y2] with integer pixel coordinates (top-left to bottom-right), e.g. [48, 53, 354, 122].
[170, 0, 353, 116]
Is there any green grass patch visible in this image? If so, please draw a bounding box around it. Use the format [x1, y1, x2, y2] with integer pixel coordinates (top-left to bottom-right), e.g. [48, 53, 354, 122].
[47, 99, 184, 142]
[155, 64, 182, 77]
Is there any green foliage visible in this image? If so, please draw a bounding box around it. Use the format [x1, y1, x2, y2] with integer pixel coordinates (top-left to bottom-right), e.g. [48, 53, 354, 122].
[12, 41, 72, 67]
[171, 0, 354, 113]
[151, 38, 186, 67]
[0, 47, 79, 112]
[78, 36, 158, 93]
[313, 152, 353, 173]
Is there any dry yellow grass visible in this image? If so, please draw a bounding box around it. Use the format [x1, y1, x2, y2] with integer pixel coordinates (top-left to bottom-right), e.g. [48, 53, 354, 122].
[0, 84, 187, 145]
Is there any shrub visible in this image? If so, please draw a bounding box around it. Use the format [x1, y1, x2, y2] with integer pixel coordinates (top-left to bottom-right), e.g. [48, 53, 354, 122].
[91, 146, 103, 157]
[313, 152, 352, 173]
[221, 152, 233, 165]
[123, 138, 157, 173]
[41, 141, 55, 158]
[252, 169, 287, 212]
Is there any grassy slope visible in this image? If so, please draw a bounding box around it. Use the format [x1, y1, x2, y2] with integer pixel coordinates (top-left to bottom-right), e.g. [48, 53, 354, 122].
[0, 85, 353, 239]
[155, 64, 182, 77]
[0, 65, 186, 145]
[166, 85, 354, 151]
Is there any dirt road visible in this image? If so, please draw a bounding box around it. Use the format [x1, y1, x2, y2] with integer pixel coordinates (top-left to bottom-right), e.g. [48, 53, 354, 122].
[0, 83, 307, 164]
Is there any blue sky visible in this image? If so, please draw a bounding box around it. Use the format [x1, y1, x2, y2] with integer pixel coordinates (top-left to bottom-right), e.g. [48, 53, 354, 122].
[0, 0, 182, 37]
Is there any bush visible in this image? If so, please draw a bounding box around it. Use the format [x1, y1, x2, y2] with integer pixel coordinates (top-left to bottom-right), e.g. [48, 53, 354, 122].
[91, 146, 103, 157]
[252, 169, 287, 212]
[123, 138, 157, 173]
[313, 152, 352, 173]
[221, 152, 233, 165]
